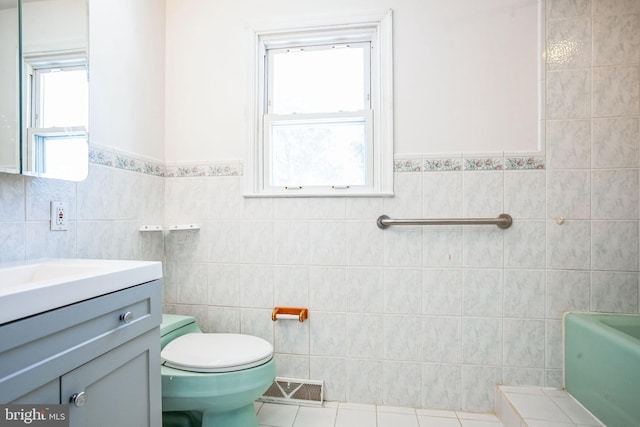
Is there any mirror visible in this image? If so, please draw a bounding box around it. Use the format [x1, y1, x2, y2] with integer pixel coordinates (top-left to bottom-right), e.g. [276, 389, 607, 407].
[21, 0, 88, 181]
[0, 0, 19, 174]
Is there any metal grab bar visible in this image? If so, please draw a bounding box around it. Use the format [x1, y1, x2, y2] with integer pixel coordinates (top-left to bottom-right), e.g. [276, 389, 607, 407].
[376, 213, 513, 229]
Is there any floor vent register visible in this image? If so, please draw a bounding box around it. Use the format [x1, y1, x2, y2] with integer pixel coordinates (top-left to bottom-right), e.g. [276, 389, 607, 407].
[260, 377, 324, 407]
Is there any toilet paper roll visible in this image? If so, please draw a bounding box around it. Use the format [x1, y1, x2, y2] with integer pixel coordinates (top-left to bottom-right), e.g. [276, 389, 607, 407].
[275, 314, 301, 320]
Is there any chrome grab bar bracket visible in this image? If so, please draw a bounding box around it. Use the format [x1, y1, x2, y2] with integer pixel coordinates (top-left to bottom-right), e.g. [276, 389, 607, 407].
[496, 213, 513, 229]
[376, 215, 392, 229]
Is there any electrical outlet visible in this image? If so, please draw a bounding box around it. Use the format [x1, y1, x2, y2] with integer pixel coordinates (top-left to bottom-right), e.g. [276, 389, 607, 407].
[50, 201, 69, 231]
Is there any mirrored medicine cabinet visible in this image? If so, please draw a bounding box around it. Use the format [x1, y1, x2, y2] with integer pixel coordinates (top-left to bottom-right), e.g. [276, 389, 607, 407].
[0, 0, 88, 181]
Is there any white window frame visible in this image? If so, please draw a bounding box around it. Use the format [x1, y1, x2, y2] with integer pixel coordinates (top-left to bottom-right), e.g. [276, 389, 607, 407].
[21, 50, 88, 180]
[245, 10, 393, 197]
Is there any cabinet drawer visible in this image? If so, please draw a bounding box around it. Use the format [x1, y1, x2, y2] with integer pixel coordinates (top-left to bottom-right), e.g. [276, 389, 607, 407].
[0, 280, 161, 402]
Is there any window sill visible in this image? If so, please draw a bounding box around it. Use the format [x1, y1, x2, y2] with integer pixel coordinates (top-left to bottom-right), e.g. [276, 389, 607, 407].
[242, 191, 394, 198]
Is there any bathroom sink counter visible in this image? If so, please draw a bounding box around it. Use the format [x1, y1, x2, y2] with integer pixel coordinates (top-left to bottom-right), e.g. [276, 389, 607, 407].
[0, 258, 162, 325]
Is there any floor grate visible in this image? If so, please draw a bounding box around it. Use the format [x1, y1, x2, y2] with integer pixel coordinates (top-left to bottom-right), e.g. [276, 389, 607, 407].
[260, 377, 324, 406]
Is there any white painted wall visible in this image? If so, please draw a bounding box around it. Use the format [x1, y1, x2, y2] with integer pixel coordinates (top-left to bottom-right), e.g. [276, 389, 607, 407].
[89, 0, 165, 162]
[165, 0, 541, 163]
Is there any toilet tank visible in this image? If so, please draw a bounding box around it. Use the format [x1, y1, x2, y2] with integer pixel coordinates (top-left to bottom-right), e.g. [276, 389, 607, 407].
[160, 314, 202, 349]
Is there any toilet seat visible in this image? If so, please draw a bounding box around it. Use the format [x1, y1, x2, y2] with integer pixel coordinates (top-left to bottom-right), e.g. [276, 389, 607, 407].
[161, 333, 273, 373]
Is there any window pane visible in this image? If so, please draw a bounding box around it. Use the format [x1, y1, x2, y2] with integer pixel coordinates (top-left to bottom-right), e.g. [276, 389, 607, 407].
[270, 119, 367, 187]
[271, 45, 366, 114]
[40, 69, 88, 128]
[42, 136, 88, 181]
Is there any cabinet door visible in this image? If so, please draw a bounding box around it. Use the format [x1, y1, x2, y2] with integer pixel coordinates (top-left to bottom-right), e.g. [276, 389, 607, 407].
[61, 329, 161, 427]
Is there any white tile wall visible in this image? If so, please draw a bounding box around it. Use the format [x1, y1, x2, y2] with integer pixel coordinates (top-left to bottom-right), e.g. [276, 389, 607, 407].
[546, 17, 592, 71]
[592, 117, 639, 168]
[546, 171, 591, 219]
[1, 0, 638, 416]
[591, 271, 639, 313]
[546, 69, 591, 119]
[503, 170, 546, 219]
[0, 164, 165, 263]
[593, 65, 639, 116]
[503, 270, 545, 319]
[546, 120, 591, 169]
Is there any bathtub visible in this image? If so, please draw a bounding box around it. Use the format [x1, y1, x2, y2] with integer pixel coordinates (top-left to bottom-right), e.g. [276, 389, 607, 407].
[564, 312, 640, 427]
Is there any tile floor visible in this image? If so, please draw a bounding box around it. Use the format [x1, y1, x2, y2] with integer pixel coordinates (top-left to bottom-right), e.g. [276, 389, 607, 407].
[255, 386, 607, 427]
[255, 401, 505, 427]
[497, 386, 604, 427]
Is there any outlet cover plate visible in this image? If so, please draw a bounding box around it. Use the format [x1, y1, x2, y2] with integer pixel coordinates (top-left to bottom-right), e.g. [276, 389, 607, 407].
[50, 201, 69, 231]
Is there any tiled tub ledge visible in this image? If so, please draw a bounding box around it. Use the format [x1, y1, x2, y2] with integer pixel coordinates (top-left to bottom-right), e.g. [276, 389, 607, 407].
[496, 386, 604, 427]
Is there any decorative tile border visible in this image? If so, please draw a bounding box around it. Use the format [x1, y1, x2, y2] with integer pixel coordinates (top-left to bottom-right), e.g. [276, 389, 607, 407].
[424, 158, 463, 171]
[165, 163, 243, 177]
[395, 156, 545, 172]
[88, 145, 115, 167]
[89, 145, 242, 178]
[464, 157, 504, 170]
[114, 155, 166, 176]
[394, 159, 423, 172]
[90, 145, 544, 177]
[505, 157, 545, 170]
[89, 146, 166, 177]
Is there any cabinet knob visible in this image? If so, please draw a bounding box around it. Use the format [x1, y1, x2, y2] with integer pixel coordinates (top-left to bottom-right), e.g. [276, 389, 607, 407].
[120, 311, 134, 324]
[71, 392, 88, 407]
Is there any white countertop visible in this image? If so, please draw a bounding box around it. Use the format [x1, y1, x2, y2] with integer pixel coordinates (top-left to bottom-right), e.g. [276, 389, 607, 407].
[0, 258, 163, 325]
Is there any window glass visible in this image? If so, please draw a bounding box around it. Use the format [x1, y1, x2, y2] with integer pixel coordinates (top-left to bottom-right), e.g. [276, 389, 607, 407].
[269, 118, 367, 187]
[38, 135, 88, 179]
[36, 67, 88, 128]
[270, 44, 368, 114]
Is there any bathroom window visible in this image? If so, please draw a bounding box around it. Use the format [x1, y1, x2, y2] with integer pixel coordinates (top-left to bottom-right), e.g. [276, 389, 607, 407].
[23, 52, 88, 180]
[246, 11, 393, 197]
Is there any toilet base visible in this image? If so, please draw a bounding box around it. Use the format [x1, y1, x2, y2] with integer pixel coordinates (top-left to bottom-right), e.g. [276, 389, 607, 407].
[202, 403, 258, 427]
[162, 404, 258, 427]
[162, 411, 201, 427]
[160, 351, 275, 427]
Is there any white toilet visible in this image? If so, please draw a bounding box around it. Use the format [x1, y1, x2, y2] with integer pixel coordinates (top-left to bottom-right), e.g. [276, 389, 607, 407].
[160, 314, 276, 427]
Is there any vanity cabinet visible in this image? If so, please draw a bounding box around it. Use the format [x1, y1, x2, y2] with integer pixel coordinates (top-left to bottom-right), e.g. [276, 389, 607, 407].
[0, 279, 162, 426]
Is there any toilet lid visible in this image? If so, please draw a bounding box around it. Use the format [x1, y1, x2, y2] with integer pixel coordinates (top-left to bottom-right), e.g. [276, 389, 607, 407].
[161, 333, 273, 373]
